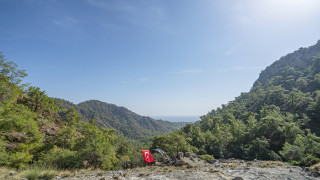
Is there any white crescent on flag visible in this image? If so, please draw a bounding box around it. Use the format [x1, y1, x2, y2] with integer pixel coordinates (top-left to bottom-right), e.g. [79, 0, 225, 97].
[145, 151, 150, 159]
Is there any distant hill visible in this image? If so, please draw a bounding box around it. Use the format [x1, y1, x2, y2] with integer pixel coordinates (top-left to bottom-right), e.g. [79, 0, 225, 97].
[57, 99, 189, 141]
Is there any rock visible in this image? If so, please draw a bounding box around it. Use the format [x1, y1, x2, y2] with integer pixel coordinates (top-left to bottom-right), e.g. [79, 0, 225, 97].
[233, 177, 243, 180]
[9, 170, 17, 176]
[19, 178, 28, 180]
[175, 160, 186, 166]
[185, 152, 192, 157]
[99, 178, 107, 180]
[190, 157, 195, 162]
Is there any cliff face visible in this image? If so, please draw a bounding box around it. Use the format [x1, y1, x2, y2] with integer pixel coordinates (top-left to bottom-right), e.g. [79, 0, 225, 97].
[254, 40, 320, 87]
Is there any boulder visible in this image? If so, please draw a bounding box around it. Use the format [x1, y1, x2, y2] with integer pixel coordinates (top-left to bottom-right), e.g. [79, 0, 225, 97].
[174, 160, 187, 166]
[185, 152, 192, 157]
[9, 171, 17, 176]
[233, 177, 243, 180]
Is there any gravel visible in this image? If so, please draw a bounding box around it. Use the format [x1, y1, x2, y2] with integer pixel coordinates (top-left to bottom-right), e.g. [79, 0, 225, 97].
[57, 158, 319, 180]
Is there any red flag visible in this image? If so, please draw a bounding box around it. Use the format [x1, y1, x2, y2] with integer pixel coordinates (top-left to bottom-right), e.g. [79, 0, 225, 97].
[141, 150, 155, 163]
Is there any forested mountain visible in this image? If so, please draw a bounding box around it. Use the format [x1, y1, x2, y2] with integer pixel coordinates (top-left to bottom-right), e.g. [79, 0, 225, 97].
[152, 40, 320, 166]
[0, 53, 147, 170]
[56, 99, 188, 141]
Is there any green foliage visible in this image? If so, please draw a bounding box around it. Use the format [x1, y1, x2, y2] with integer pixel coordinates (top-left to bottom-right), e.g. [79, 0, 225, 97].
[20, 166, 57, 180]
[0, 103, 43, 168]
[18, 86, 60, 120]
[152, 131, 189, 158]
[54, 108, 82, 149]
[0, 53, 26, 109]
[74, 119, 118, 170]
[38, 146, 80, 169]
[0, 52, 27, 86]
[152, 49, 320, 165]
[0, 139, 9, 166]
[0, 53, 137, 171]
[7, 151, 33, 169]
[312, 55, 320, 74]
[200, 154, 214, 161]
[57, 99, 186, 141]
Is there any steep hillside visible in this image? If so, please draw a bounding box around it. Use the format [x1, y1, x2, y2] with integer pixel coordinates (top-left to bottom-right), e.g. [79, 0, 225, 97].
[152, 40, 320, 166]
[0, 53, 142, 170]
[254, 40, 320, 88]
[57, 99, 188, 141]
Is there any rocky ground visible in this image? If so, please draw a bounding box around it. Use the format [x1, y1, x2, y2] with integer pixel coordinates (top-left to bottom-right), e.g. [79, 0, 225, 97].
[56, 156, 320, 180]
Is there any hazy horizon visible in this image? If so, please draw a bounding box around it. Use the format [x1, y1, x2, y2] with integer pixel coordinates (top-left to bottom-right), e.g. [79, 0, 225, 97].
[1, 0, 320, 116]
[152, 115, 200, 122]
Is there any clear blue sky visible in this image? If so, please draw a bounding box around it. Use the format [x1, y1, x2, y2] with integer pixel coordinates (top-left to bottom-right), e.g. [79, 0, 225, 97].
[1, 0, 320, 116]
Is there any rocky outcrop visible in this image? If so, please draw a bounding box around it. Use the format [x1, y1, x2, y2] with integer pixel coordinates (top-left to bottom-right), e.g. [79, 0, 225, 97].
[254, 40, 320, 87]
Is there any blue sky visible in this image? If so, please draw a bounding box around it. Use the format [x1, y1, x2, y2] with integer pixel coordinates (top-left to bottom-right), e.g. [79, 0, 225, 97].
[1, 0, 320, 116]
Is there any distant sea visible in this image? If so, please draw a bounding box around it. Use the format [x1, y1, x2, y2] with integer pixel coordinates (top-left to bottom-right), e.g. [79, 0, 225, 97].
[151, 116, 200, 122]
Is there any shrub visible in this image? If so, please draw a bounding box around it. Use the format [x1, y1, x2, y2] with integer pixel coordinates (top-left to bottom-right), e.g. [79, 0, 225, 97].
[200, 154, 214, 161]
[8, 151, 33, 169]
[280, 143, 303, 162]
[38, 147, 80, 169]
[290, 160, 301, 166]
[302, 154, 320, 166]
[0, 139, 9, 166]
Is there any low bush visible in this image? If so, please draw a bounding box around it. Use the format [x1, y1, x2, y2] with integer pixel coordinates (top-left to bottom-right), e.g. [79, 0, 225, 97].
[200, 154, 214, 161]
[38, 147, 81, 169]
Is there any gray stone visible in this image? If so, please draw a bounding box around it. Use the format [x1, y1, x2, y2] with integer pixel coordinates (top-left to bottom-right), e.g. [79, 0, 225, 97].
[190, 157, 195, 162]
[177, 152, 183, 160]
[233, 177, 243, 180]
[185, 152, 192, 157]
[175, 160, 186, 166]
[9, 170, 17, 176]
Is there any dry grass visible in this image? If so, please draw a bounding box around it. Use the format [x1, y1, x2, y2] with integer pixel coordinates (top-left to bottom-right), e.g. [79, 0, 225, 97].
[221, 163, 238, 168]
[207, 169, 220, 173]
[310, 163, 320, 175]
[228, 164, 238, 168]
[0, 165, 76, 180]
[0, 166, 13, 180]
[260, 161, 285, 168]
[186, 165, 195, 169]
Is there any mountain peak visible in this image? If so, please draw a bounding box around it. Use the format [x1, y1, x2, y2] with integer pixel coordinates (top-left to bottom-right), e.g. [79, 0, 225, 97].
[254, 40, 320, 87]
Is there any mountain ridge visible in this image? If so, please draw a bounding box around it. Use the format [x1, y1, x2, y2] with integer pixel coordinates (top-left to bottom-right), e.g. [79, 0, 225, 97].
[254, 40, 320, 88]
[57, 98, 189, 141]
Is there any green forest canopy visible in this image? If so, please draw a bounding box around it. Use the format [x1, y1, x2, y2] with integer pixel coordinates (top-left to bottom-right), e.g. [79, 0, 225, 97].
[0, 53, 146, 170]
[1, 41, 320, 170]
[152, 45, 320, 166]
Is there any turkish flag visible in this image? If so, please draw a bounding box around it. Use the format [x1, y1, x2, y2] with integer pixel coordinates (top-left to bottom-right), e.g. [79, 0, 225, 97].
[141, 150, 155, 163]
